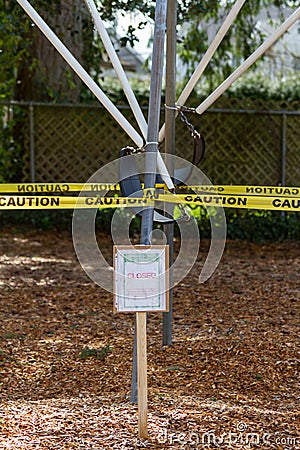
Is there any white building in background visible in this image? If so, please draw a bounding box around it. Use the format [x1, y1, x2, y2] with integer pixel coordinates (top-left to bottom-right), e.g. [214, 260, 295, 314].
[99, 12, 152, 78]
[101, 28, 147, 75]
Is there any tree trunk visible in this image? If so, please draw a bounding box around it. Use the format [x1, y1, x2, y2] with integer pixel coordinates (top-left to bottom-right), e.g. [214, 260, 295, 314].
[16, 0, 87, 102]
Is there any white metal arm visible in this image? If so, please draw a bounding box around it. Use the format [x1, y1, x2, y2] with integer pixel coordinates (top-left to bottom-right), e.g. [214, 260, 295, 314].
[16, 0, 175, 190]
[196, 7, 300, 115]
[16, 0, 144, 147]
[84, 0, 175, 190]
[84, 0, 148, 140]
[159, 0, 247, 142]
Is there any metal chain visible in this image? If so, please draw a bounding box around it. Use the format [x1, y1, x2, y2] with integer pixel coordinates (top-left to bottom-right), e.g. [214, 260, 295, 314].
[123, 105, 202, 153]
[120, 145, 144, 156]
[178, 106, 201, 141]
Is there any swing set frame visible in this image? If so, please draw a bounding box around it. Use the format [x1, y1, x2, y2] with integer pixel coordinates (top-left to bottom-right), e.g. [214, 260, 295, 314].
[14, 0, 300, 439]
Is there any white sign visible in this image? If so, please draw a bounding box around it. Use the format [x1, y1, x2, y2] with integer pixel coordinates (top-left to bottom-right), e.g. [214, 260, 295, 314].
[113, 245, 169, 312]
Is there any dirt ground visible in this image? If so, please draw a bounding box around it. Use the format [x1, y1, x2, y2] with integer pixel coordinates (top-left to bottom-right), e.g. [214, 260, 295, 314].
[0, 228, 299, 449]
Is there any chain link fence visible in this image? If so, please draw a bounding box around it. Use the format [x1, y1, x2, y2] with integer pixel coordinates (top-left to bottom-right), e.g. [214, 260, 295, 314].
[1, 98, 300, 186]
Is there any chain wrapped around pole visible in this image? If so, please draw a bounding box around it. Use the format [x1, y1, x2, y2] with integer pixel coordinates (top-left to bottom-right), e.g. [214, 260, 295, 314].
[177, 105, 205, 166]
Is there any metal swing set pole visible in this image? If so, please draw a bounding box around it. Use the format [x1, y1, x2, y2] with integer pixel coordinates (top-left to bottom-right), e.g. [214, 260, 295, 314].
[84, 0, 180, 196]
[162, 0, 177, 346]
[83, 0, 175, 191]
[130, 0, 168, 414]
[15, 0, 171, 419]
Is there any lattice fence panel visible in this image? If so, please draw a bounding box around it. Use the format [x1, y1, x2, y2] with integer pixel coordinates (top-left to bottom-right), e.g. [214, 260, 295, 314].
[16, 99, 300, 186]
[29, 105, 140, 182]
[175, 109, 282, 185]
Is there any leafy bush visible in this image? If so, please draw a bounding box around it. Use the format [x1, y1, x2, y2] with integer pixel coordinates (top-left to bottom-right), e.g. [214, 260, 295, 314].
[227, 74, 300, 102]
[2, 206, 300, 242]
[0, 105, 25, 182]
[194, 207, 300, 242]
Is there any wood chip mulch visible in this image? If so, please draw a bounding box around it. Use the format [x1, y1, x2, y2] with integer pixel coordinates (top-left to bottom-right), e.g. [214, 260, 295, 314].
[0, 229, 299, 449]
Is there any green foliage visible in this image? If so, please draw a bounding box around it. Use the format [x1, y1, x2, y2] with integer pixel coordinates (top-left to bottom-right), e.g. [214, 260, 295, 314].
[227, 73, 300, 102]
[194, 207, 300, 242]
[79, 344, 112, 361]
[0, 210, 74, 232]
[98, 65, 300, 106]
[4, 331, 25, 340]
[99, 77, 152, 104]
[2, 0, 298, 102]
[178, 1, 263, 86]
[0, 0, 103, 103]
[182, 73, 300, 103]
[0, 1, 299, 242]
[0, 2, 31, 99]
[177, 0, 298, 89]
[0, 207, 137, 234]
[0, 105, 25, 182]
[1, 206, 300, 242]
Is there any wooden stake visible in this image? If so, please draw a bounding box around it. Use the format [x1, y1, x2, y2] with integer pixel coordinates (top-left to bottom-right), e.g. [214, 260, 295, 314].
[136, 312, 148, 438]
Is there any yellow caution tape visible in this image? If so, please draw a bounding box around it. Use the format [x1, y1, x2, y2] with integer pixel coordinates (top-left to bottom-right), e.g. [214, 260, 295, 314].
[177, 185, 300, 197]
[0, 183, 121, 193]
[1, 183, 300, 197]
[1, 193, 300, 211]
[0, 195, 154, 209]
[176, 194, 300, 211]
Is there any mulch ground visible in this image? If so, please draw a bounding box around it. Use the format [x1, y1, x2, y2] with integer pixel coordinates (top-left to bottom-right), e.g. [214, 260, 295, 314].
[0, 228, 299, 449]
